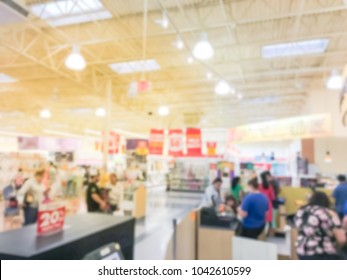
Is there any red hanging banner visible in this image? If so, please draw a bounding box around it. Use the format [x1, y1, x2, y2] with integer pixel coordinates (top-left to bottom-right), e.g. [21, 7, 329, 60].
[168, 129, 184, 157]
[149, 129, 164, 155]
[95, 132, 120, 154]
[186, 128, 202, 156]
[206, 141, 217, 156]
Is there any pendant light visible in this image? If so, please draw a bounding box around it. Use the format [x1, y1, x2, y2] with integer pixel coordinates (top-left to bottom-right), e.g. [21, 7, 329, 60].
[65, 45, 86, 71]
[215, 80, 234, 96]
[326, 69, 343, 90]
[193, 33, 214, 60]
[95, 107, 106, 117]
[40, 109, 52, 119]
[324, 151, 332, 163]
[158, 106, 170, 116]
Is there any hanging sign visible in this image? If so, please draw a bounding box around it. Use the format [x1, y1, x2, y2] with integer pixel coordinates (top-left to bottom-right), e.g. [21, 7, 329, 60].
[149, 129, 164, 155]
[95, 132, 120, 154]
[137, 80, 150, 92]
[229, 114, 332, 143]
[186, 128, 202, 156]
[206, 142, 217, 156]
[37, 203, 66, 236]
[168, 129, 184, 157]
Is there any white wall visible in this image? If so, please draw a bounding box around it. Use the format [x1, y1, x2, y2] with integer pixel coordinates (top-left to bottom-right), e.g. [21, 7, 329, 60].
[314, 137, 347, 175]
[304, 87, 347, 138]
[303, 86, 347, 174]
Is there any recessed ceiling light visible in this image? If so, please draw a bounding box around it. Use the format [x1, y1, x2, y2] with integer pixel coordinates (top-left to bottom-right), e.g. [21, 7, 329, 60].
[187, 56, 193, 64]
[30, 0, 112, 27]
[206, 72, 212, 79]
[158, 106, 170, 116]
[0, 73, 17, 83]
[40, 109, 52, 119]
[262, 39, 329, 58]
[237, 93, 243, 100]
[215, 80, 233, 96]
[109, 59, 161, 74]
[95, 107, 106, 117]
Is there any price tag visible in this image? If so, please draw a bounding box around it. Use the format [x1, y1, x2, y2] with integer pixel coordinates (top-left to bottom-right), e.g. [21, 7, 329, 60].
[37, 204, 66, 236]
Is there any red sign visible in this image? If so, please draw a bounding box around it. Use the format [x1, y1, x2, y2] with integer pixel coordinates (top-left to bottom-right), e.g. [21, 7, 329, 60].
[137, 80, 150, 92]
[37, 204, 66, 235]
[169, 129, 184, 157]
[186, 128, 202, 156]
[207, 142, 217, 156]
[149, 129, 164, 155]
[95, 132, 120, 154]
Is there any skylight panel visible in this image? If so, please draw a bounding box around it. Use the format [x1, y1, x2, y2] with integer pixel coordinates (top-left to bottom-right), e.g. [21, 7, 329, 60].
[0, 73, 17, 83]
[30, 0, 112, 27]
[108, 59, 161, 74]
[262, 39, 329, 58]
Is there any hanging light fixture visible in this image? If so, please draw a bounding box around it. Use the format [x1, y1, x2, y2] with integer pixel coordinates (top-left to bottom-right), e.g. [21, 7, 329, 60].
[193, 33, 214, 60]
[40, 109, 52, 119]
[158, 106, 170, 116]
[324, 151, 332, 163]
[326, 69, 343, 90]
[160, 12, 169, 28]
[175, 36, 184, 49]
[65, 45, 86, 71]
[215, 80, 232, 95]
[95, 107, 106, 117]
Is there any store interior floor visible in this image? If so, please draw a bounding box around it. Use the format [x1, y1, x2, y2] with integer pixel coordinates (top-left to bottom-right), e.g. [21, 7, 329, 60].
[0, 187, 289, 260]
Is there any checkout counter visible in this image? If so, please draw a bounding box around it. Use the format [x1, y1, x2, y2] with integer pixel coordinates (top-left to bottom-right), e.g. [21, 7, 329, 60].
[0, 214, 135, 260]
[166, 207, 240, 260]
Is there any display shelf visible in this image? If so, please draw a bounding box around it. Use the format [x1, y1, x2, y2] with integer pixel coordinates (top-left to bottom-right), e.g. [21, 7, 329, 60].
[122, 185, 147, 219]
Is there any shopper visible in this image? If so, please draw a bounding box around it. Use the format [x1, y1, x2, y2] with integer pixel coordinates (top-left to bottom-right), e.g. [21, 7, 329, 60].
[224, 195, 237, 217]
[107, 173, 123, 212]
[332, 175, 347, 220]
[343, 201, 347, 230]
[86, 169, 107, 213]
[14, 168, 24, 190]
[200, 178, 223, 208]
[239, 178, 269, 239]
[231, 176, 244, 203]
[17, 169, 45, 225]
[259, 171, 275, 228]
[295, 191, 346, 260]
[265, 171, 281, 228]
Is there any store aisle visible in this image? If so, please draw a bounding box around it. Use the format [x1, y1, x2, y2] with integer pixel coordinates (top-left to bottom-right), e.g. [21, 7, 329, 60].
[134, 188, 203, 260]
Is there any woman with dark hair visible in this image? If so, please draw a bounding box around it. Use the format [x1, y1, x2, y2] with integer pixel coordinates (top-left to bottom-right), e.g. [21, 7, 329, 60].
[239, 178, 269, 239]
[224, 195, 238, 217]
[295, 191, 346, 260]
[231, 176, 244, 203]
[259, 171, 275, 227]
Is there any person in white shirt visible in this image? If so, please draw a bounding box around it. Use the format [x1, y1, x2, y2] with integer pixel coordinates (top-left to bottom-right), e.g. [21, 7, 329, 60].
[107, 173, 124, 212]
[17, 170, 45, 225]
[200, 178, 223, 208]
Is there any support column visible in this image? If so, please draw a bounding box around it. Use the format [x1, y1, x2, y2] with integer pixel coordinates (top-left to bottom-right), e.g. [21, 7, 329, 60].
[102, 79, 112, 171]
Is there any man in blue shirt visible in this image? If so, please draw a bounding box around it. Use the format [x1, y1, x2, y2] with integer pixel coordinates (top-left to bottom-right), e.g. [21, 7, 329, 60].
[332, 175, 347, 220]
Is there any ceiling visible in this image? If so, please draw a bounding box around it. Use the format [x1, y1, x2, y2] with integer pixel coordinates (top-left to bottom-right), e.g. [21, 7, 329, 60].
[0, 0, 347, 137]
